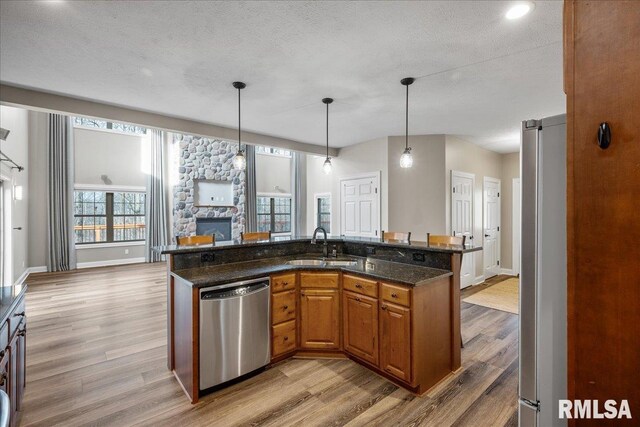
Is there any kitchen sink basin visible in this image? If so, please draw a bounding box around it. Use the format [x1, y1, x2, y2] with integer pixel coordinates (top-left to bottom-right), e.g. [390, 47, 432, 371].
[324, 260, 358, 267]
[286, 259, 325, 266]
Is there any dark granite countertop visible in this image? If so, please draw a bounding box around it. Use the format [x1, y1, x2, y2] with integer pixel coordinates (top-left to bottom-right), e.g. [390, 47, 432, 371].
[172, 254, 452, 289]
[156, 235, 481, 255]
[0, 284, 27, 323]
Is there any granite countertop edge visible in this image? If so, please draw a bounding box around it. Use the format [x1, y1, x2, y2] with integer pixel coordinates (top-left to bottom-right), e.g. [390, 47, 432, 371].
[156, 236, 481, 255]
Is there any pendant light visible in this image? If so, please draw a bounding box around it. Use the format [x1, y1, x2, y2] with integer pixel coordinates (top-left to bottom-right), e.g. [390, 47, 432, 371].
[322, 97, 333, 174]
[400, 77, 415, 168]
[232, 81, 247, 170]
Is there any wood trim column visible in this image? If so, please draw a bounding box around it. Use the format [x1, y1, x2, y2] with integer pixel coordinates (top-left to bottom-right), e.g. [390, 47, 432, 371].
[450, 253, 462, 370]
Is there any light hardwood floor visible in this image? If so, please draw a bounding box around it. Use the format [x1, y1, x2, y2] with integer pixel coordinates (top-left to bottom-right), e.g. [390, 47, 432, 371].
[22, 264, 518, 426]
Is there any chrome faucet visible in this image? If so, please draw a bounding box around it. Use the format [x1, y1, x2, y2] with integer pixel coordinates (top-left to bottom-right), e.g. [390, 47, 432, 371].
[311, 227, 329, 257]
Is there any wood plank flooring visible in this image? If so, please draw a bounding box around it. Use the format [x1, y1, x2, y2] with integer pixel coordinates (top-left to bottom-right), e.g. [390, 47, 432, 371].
[22, 264, 518, 426]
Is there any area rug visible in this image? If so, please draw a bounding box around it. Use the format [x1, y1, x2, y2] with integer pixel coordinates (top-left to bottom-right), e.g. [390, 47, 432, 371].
[463, 278, 519, 314]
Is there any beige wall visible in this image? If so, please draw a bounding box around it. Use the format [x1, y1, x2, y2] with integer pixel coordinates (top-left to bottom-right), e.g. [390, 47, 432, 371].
[1, 106, 29, 284]
[445, 135, 521, 278]
[27, 111, 48, 269]
[74, 128, 146, 187]
[306, 137, 389, 235]
[500, 152, 520, 270]
[388, 135, 447, 238]
[256, 153, 292, 194]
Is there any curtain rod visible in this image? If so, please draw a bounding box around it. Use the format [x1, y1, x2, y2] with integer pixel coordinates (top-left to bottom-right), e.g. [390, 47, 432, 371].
[0, 150, 24, 171]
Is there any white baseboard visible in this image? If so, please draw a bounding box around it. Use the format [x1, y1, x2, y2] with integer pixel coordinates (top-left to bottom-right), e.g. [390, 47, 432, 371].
[474, 275, 485, 285]
[500, 268, 516, 276]
[28, 266, 48, 274]
[77, 257, 146, 269]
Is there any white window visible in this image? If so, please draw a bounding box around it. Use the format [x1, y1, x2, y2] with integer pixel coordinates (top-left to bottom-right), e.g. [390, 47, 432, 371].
[314, 193, 331, 234]
[73, 117, 147, 135]
[255, 145, 292, 158]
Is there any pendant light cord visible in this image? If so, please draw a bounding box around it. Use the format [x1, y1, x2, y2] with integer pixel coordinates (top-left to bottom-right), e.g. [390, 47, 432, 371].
[405, 83, 409, 150]
[238, 86, 242, 152]
[326, 102, 329, 158]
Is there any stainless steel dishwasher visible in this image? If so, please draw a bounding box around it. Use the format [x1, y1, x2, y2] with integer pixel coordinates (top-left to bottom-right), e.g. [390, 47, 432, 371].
[199, 277, 271, 390]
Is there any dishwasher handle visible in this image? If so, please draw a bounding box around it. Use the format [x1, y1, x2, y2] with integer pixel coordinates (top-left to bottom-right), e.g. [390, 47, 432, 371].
[201, 281, 269, 300]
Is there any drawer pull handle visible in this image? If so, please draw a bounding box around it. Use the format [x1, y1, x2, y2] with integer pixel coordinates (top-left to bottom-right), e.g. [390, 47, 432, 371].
[0, 350, 4, 358]
[283, 305, 289, 310]
[283, 336, 289, 341]
[18, 329, 26, 337]
[282, 282, 288, 286]
[355, 297, 361, 302]
[14, 311, 25, 317]
[355, 284, 362, 288]
[391, 293, 398, 298]
[381, 304, 387, 310]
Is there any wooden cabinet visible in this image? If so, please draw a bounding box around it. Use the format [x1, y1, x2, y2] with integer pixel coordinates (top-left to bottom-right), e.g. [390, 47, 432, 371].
[299, 272, 339, 288]
[0, 293, 26, 426]
[300, 289, 340, 350]
[343, 291, 378, 365]
[271, 273, 298, 359]
[379, 301, 411, 383]
[343, 274, 377, 298]
[380, 282, 410, 307]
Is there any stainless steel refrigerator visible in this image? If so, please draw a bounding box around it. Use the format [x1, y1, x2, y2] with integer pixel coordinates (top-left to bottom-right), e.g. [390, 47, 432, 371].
[519, 115, 567, 427]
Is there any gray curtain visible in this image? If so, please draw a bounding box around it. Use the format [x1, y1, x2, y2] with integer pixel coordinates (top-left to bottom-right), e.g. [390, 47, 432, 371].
[293, 152, 307, 236]
[245, 144, 257, 232]
[145, 129, 168, 262]
[47, 114, 76, 271]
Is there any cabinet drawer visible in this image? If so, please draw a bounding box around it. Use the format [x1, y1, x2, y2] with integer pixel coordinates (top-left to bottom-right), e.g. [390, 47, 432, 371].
[272, 290, 296, 325]
[272, 320, 296, 356]
[9, 296, 26, 339]
[380, 283, 411, 307]
[300, 272, 339, 289]
[343, 275, 377, 298]
[272, 273, 296, 293]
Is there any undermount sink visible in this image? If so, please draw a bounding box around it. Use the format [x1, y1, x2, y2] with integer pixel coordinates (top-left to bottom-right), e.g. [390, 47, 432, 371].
[324, 260, 358, 267]
[286, 259, 325, 266]
[285, 259, 358, 267]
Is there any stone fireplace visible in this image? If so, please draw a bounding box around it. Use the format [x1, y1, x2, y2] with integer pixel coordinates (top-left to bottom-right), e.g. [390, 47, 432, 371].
[172, 134, 245, 240]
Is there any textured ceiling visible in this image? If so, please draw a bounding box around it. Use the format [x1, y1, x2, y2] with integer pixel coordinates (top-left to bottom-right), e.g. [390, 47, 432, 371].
[0, 1, 564, 153]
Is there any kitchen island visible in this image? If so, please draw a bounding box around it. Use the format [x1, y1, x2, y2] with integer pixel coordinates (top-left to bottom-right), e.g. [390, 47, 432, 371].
[157, 236, 480, 403]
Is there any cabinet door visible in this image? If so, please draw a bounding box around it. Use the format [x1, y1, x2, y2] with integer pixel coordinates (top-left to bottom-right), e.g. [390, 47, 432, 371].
[15, 325, 25, 412]
[379, 302, 411, 382]
[300, 289, 340, 349]
[343, 291, 378, 365]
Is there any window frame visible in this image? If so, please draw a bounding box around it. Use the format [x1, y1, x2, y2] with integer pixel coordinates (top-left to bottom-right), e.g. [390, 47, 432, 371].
[72, 117, 147, 136]
[73, 185, 147, 246]
[313, 192, 332, 235]
[256, 193, 293, 236]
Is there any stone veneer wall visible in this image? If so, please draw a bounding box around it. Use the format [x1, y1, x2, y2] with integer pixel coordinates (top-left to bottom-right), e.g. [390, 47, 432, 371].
[173, 134, 245, 240]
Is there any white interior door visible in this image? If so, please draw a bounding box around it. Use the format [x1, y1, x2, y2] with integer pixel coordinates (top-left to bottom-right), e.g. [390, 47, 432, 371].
[340, 174, 380, 238]
[451, 171, 475, 288]
[483, 177, 501, 278]
[512, 178, 521, 276]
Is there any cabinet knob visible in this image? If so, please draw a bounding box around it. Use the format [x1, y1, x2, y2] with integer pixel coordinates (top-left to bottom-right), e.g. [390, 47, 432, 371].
[283, 336, 289, 341]
[14, 311, 25, 317]
[0, 350, 4, 358]
[391, 293, 398, 298]
[282, 282, 288, 286]
[300, 291, 305, 296]
[355, 297, 361, 302]
[355, 283, 362, 288]
[18, 329, 26, 337]
[283, 305, 288, 310]
[381, 304, 387, 310]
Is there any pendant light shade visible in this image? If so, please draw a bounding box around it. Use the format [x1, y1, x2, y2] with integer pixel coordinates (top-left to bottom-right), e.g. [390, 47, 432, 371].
[400, 77, 415, 168]
[322, 98, 333, 174]
[232, 81, 247, 170]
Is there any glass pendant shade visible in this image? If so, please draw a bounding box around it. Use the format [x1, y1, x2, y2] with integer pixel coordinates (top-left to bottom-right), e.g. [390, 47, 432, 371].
[323, 157, 333, 174]
[233, 149, 246, 170]
[400, 147, 413, 168]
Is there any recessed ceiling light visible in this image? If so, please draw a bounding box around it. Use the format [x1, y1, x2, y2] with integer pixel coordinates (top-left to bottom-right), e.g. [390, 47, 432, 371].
[505, 2, 534, 20]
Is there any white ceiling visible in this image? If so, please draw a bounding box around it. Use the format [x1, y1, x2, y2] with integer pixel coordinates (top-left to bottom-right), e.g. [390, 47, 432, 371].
[0, 1, 565, 153]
